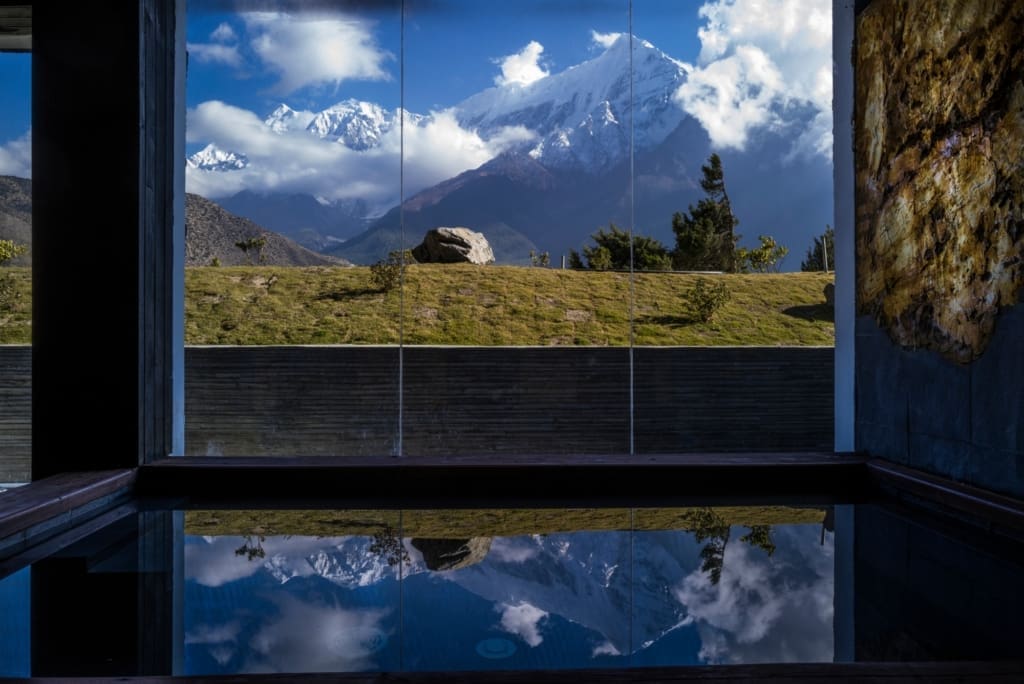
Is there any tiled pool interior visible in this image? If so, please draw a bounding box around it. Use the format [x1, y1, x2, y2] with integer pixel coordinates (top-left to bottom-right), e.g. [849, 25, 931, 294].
[1, 502, 1022, 676]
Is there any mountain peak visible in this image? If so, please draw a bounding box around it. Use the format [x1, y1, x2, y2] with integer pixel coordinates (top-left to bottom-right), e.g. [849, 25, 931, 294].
[455, 34, 688, 171]
[186, 143, 249, 171]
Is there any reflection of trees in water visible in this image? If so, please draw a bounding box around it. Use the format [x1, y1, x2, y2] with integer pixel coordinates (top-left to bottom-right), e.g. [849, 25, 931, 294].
[235, 534, 266, 561]
[369, 525, 410, 567]
[682, 510, 777, 584]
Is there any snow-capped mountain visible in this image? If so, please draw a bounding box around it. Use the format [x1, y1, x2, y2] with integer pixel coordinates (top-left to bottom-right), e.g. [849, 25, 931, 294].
[263, 103, 313, 134]
[200, 34, 686, 169]
[456, 34, 688, 171]
[187, 143, 249, 171]
[188, 33, 833, 266]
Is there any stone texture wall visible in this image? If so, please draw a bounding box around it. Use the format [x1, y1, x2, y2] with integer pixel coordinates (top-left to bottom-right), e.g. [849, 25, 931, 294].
[855, 0, 1023, 363]
[0, 346, 834, 478]
[855, 0, 1024, 497]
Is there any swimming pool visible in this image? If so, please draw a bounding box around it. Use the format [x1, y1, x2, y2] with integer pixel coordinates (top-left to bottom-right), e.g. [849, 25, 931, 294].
[2, 496, 1022, 678]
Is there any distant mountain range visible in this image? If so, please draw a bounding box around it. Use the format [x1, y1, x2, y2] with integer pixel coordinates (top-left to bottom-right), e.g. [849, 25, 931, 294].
[0, 175, 348, 268]
[187, 34, 833, 267]
[184, 194, 348, 267]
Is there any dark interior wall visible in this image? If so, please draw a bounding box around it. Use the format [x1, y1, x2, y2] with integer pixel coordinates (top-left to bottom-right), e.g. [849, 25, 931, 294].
[854, 0, 1024, 497]
[853, 503, 1024, 661]
[31, 4, 142, 475]
[31, 1, 178, 476]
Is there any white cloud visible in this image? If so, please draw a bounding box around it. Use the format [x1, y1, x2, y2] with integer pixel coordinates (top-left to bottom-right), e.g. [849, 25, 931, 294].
[497, 602, 548, 647]
[185, 100, 535, 209]
[0, 129, 31, 179]
[591, 30, 622, 50]
[494, 41, 550, 88]
[185, 621, 241, 645]
[187, 42, 243, 68]
[489, 537, 540, 564]
[210, 22, 238, 44]
[673, 526, 834, 664]
[675, 0, 832, 159]
[591, 640, 621, 657]
[247, 595, 389, 673]
[245, 12, 392, 95]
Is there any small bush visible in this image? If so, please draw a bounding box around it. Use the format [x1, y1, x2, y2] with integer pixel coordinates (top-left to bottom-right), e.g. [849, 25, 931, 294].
[688, 277, 730, 322]
[370, 256, 402, 292]
[529, 250, 550, 268]
[389, 249, 416, 265]
[0, 239, 27, 266]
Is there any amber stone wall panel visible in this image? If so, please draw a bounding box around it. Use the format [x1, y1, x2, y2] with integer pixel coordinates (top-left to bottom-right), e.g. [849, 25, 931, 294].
[855, 0, 1024, 362]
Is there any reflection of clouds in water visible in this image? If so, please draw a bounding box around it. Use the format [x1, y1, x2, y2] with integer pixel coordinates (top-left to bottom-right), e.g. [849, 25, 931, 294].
[674, 526, 834, 663]
[245, 594, 389, 673]
[187, 620, 242, 669]
[591, 640, 621, 657]
[497, 602, 548, 647]
[185, 535, 350, 587]
[209, 645, 235, 666]
[186, 621, 241, 645]
[490, 537, 540, 564]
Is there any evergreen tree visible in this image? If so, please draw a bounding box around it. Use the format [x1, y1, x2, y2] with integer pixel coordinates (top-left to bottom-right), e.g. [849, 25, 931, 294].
[579, 223, 671, 271]
[801, 225, 835, 272]
[672, 153, 739, 271]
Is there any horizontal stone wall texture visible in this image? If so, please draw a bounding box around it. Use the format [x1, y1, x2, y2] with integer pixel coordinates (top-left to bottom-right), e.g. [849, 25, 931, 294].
[184, 346, 832, 457]
[0, 346, 835, 478]
[0, 346, 30, 482]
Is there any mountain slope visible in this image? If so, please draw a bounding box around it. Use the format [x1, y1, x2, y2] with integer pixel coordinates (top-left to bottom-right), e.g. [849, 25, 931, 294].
[218, 190, 371, 251]
[456, 35, 687, 171]
[187, 34, 832, 267]
[0, 175, 31, 266]
[185, 194, 349, 267]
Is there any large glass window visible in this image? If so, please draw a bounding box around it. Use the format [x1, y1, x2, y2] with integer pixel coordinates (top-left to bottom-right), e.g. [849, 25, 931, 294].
[181, 0, 836, 459]
[0, 46, 32, 487]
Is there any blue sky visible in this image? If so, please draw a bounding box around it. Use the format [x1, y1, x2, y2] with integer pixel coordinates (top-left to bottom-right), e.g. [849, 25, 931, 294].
[184, 0, 704, 118]
[1, 0, 834, 237]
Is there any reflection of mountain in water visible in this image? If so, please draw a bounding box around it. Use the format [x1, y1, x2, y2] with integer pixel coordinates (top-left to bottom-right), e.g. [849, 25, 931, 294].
[184, 521, 834, 671]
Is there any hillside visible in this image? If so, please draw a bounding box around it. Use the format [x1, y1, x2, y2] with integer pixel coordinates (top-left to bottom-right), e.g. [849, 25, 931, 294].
[183, 267, 833, 346]
[0, 266, 833, 345]
[0, 175, 31, 266]
[0, 176, 350, 268]
[185, 193, 349, 267]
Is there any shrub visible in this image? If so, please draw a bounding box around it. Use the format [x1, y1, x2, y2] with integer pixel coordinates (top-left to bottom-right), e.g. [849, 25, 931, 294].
[688, 277, 730, 322]
[0, 239, 27, 266]
[370, 255, 402, 292]
[529, 250, 550, 267]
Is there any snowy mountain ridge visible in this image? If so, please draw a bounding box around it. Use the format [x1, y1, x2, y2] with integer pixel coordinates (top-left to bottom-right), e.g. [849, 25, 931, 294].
[188, 34, 688, 174]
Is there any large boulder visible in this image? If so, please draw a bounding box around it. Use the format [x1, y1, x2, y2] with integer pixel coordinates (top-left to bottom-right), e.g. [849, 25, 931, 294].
[410, 537, 492, 571]
[412, 227, 495, 265]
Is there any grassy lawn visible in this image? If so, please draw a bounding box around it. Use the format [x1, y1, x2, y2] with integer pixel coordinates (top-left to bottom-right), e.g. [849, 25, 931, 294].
[0, 265, 834, 346]
[184, 506, 827, 538]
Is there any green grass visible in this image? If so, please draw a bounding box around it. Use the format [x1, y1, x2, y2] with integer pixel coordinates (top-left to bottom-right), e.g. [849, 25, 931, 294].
[0, 265, 834, 346]
[185, 265, 833, 346]
[184, 506, 827, 538]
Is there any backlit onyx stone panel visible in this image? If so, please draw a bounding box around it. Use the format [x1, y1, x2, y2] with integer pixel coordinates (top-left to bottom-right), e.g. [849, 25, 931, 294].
[855, 0, 1024, 363]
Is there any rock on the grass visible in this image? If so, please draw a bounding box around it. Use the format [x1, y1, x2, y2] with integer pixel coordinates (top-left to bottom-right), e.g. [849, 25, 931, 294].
[411, 227, 495, 265]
